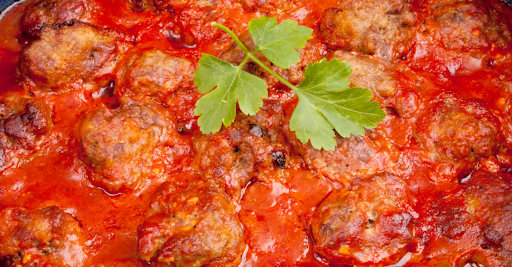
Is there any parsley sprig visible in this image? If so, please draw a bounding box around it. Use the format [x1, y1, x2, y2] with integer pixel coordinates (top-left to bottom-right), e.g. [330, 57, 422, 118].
[193, 17, 385, 151]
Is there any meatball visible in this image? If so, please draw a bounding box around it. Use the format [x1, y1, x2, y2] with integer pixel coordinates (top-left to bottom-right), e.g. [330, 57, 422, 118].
[415, 93, 501, 181]
[167, 88, 202, 135]
[331, 50, 422, 148]
[461, 171, 512, 265]
[319, 0, 416, 61]
[19, 22, 130, 92]
[192, 102, 289, 198]
[0, 95, 52, 150]
[331, 50, 423, 118]
[2, 101, 52, 149]
[424, 0, 512, 56]
[152, 0, 218, 11]
[312, 173, 414, 266]
[284, 114, 399, 186]
[237, 0, 303, 13]
[414, 171, 512, 266]
[414, 188, 482, 266]
[20, 0, 90, 39]
[193, 131, 255, 199]
[137, 180, 245, 267]
[0, 206, 85, 267]
[332, 50, 398, 99]
[78, 102, 176, 193]
[0, 93, 53, 172]
[119, 49, 194, 100]
[478, 204, 512, 266]
[462, 170, 512, 215]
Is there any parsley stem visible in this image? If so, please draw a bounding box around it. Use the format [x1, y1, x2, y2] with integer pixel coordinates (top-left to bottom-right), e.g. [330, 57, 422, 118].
[238, 55, 250, 70]
[212, 22, 299, 91]
[212, 22, 252, 55]
[246, 51, 299, 91]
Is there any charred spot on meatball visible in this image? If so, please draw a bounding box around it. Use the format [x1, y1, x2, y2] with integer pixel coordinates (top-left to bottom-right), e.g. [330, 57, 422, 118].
[272, 150, 287, 169]
[312, 173, 414, 266]
[19, 22, 130, 92]
[478, 203, 512, 265]
[137, 180, 245, 266]
[78, 102, 176, 193]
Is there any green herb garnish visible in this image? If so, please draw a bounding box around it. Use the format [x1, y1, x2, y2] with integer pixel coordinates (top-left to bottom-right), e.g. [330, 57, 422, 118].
[193, 17, 386, 151]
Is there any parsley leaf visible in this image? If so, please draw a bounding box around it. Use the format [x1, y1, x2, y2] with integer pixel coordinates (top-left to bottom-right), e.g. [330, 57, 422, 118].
[290, 59, 386, 150]
[248, 17, 313, 69]
[193, 19, 386, 151]
[194, 54, 268, 134]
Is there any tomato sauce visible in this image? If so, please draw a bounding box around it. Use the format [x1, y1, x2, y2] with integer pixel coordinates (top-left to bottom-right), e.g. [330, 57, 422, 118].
[0, 0, 340, 265]
[1, 0, 512, 266]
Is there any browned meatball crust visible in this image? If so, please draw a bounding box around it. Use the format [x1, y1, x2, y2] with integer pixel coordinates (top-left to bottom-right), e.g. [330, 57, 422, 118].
[119, 49, 194, 100]
[0, 94, 52, 150]
[20, 0, 90, 39]
[284, 119, 399, 186]
[423, 0, 512, 56]
[0, 92, 53, 172]
[281, 53, 407, 186]
[193, 102, 289, 199]
[414, 188, 481, 266]
[78, 102, 176, 193]
[414, 171, 512, 266]
[479, 204, 512, 266]
[193, 130, 255, 199]
[137, 180, 245, 267]
[151, 0, 219, 12]
[19, 22, 130, 92]
[2, 101, 52, 149]
[319, 0, 416, 61]
[462, 171, 512, 265]
[237, 0, 303, 13]
[332, 50, 398, 99]
[463, 170, 512, 214]
[311, 173, 414, 266]
[0, 206, 85, 267]
[331, 50, 423, 148]
[415, 93, 501, 181]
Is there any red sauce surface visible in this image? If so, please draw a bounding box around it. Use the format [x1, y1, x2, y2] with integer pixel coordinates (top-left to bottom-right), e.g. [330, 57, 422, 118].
[1, 0, 512, 266]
